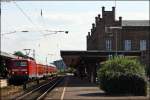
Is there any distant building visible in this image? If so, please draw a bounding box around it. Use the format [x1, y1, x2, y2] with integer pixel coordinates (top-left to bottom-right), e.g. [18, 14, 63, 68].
[53, 59, 66, 71]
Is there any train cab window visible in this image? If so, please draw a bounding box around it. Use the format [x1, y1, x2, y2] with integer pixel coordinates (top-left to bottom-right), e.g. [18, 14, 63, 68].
[15, 61, 28, 67]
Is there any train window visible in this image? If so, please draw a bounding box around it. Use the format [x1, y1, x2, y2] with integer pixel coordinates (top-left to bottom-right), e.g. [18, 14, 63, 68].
[15, 61, 28, 67]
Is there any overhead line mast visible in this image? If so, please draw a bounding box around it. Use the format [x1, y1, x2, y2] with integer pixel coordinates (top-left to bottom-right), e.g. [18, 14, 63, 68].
[115, 0, 116, 8]
[41, 9, 42, 17]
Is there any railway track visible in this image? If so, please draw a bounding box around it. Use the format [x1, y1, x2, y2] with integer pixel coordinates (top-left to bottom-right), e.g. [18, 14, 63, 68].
[15, 76, 64, 100]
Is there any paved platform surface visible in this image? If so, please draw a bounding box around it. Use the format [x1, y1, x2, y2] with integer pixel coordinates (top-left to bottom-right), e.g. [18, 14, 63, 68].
[45, 75, 149, 100]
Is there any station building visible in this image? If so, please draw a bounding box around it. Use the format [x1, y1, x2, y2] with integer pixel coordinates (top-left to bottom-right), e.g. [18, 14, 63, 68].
[87, 7, 149, 51]
[87, 6, 149, 68]
[61, 7, 150, 83]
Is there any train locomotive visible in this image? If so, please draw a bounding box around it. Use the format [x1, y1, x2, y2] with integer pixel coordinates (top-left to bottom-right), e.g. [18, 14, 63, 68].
[6, 58, 57, 84]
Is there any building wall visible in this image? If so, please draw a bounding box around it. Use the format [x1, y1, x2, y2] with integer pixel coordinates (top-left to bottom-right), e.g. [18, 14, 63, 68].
[87, 7, 122, 50]
[121, 27, 149, 50]
[53, 60, 66, 71]
[87, 7, 149, 52]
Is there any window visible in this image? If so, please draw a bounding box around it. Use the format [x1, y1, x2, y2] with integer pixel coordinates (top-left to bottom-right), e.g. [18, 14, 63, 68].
[106, 40, 112, 51]
[124, 40, 131, 51]
[140, 40, 146, 50]
[15, 61, 28, 67]
[108, 54, 113, 59]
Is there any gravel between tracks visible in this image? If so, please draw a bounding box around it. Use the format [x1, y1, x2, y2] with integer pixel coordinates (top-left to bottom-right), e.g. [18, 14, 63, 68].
[0, 78, 52, 100]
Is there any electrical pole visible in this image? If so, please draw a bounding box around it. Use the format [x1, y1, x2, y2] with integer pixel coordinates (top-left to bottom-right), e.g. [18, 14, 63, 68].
[115, 30, 118, 56]
[23, 49, 31, 56]
[32, 49, 35, 59]
[115, 0, 116, 8]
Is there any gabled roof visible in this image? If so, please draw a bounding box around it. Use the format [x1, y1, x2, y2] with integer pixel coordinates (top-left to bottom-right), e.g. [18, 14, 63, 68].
[122, 20, 150, 26]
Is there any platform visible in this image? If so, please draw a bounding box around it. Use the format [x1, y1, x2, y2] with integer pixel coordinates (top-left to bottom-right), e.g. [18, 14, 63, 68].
[45, 75, 149, 100]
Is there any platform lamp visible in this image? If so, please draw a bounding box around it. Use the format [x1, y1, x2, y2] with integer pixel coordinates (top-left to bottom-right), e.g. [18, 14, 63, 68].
[105, 26, 122, 56]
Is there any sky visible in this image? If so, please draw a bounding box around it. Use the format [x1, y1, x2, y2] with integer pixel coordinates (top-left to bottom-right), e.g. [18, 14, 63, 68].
[1, 1, 149, 64]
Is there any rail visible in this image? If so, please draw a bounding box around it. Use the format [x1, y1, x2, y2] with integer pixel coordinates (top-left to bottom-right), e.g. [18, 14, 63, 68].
[15, 76, 64, 100]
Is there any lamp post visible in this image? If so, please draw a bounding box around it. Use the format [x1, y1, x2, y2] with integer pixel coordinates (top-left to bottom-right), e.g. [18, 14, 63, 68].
[105, 26, 122, 56]
[45, 30, 68, 34]
[1, 30, 69, 36]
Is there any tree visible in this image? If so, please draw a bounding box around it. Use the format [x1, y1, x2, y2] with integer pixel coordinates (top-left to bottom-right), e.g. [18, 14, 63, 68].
[0, 60, 8, 78]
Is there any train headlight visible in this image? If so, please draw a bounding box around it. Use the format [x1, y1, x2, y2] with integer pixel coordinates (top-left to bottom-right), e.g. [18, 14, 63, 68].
[12, 72, 14, 74]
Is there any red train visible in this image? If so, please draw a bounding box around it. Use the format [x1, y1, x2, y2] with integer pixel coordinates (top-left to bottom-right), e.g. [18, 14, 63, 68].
[6, 58, 57, 83]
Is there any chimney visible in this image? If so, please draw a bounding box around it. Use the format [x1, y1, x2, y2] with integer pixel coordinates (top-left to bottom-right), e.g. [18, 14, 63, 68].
[102, 6, 105, 12]
[119, 16, 122, 25]
[88, 32, 90, 36]
[112, 7, 115, 20]
[92, 23, 95, 29]
[95, 17, 98, 23]
[112, 7, 115, 12]
[98, 14, 101, 18]
[102, 6, 105, 18]
[119, 16, 122, 21]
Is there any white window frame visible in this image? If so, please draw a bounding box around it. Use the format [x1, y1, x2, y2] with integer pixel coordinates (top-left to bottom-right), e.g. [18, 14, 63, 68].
[140, 40, 146, 50]
[124, 40, 131, 51]
[106, 40, 112, 51]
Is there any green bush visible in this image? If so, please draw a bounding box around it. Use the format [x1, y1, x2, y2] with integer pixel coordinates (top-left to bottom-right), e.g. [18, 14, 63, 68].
[145, 65, 150, 77]
[0, 64, 8, 78]
[97, 56, 147, 96]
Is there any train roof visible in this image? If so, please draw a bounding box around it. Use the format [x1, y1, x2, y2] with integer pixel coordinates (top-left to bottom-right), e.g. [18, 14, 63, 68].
[48, 63, 56, 67]
[11, 58, 36, 62]
[0, 51, 18, 59]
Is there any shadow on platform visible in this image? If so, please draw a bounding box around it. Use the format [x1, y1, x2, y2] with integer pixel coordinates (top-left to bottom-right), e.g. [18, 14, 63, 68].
[78, 92, 147, 97]
[58, 75, 97, 87]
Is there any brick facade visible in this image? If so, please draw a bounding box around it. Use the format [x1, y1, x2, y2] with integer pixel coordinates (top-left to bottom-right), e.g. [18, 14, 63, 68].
[87, 7, 149, 52]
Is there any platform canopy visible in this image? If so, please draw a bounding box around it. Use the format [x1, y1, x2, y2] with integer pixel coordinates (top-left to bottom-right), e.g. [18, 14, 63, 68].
[0, 51, 17, 59]
[60, 50, 141, 68]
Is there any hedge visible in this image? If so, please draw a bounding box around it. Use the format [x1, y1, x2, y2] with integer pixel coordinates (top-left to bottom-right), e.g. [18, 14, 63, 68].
[97, 56, 147, 96]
